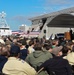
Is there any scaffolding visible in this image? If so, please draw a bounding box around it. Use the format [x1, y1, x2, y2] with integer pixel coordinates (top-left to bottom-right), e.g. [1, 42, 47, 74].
[0, 11, 10, 30]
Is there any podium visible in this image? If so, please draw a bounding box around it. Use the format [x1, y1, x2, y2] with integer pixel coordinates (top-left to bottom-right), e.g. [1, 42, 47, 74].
[64, 32, 71, 40]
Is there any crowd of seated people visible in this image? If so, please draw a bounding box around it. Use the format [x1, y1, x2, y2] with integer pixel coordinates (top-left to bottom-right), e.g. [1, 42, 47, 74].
[0, 36, 74, 75]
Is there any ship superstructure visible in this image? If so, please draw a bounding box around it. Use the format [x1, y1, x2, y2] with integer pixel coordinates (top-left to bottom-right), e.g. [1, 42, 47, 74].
[0, 11, 12, 36]
[0, 11, 10, 30]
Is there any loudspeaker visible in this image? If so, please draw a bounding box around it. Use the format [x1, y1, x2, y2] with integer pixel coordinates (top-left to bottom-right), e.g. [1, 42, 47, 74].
[44, 30, 46, 33]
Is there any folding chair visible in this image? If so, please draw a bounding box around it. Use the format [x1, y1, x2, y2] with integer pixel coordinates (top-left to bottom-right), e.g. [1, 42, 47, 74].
[36, 67, 56, 75]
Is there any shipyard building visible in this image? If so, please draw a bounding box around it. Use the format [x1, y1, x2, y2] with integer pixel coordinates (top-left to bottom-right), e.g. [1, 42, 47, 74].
[29, 7, 74, 39]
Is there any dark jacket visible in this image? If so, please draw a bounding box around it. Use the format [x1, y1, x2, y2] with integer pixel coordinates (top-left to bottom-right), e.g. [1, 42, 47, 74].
[0, 55, 7, 72]
[20, 49, 28, 60]
[38, 56, 72, 75]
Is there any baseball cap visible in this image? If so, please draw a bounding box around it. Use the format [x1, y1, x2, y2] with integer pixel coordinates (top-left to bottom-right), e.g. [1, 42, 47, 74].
[52, 46, 63, 55]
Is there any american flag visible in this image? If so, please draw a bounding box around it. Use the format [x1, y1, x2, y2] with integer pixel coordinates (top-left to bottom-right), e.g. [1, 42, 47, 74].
[29, 31, 40, 35]
[12, 30, 40, 37]
[25, 31, 40, 37]
[12, 30, 24, 34]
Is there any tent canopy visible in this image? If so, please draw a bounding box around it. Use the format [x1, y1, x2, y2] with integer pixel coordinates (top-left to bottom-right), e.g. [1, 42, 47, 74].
[47, 14, 74, 28]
